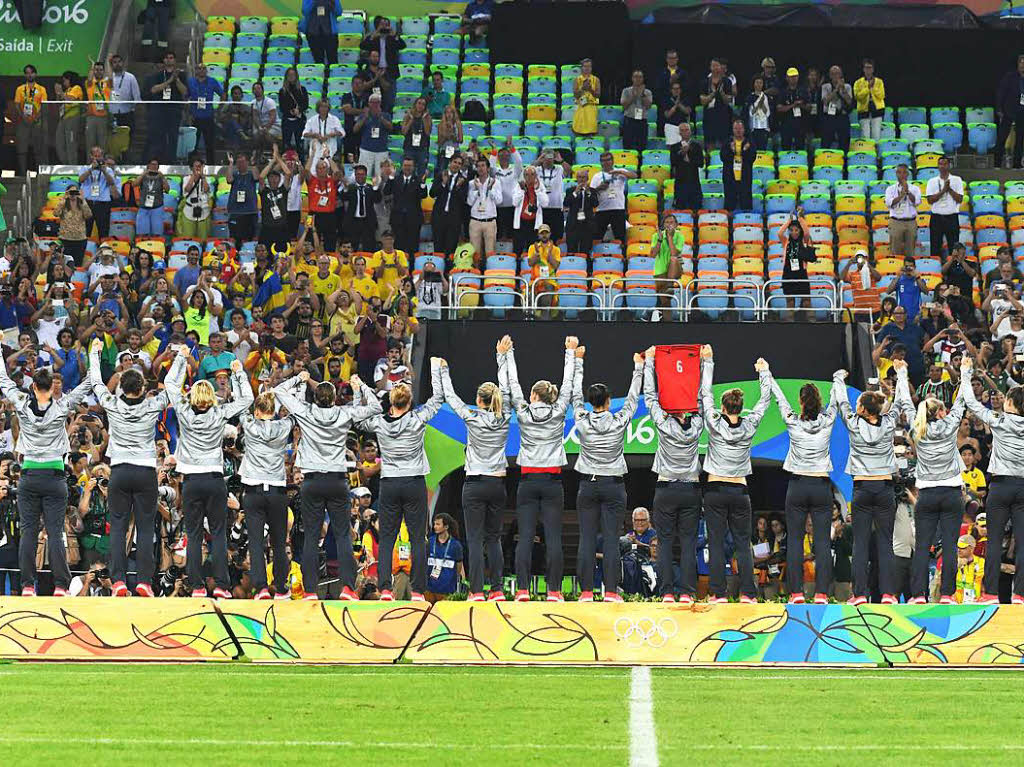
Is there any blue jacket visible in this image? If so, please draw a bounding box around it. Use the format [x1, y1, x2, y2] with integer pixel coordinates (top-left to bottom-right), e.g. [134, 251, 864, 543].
[187, 76, 223, 119]
[299, 0, 342, 35]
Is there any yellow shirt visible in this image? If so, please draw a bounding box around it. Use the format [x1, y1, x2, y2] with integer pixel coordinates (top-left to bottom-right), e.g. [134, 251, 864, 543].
[962, 468, 987, 497]
[527, 241, 561, 280]
[15, 83, 47, 123]
[86, 79, 111, 117]
[61, 85, 84, 119]
[732, 140, 743, 181]
[310, 271, 342, 304]
[327, 304, 358, 345]
[349, 274, 379, 301]
[294, 254, 339, 278]
[325, 350, 355, 380]
[369, 249, 409, 290]
[268, 561, 305, 599]
[955, 557, 984, 603]
[877, 357, 894, 379]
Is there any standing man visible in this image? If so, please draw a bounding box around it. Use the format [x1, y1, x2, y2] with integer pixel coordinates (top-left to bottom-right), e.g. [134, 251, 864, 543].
[0, 363, 91, 596]
[300, 0, 342, 66]
[854, 58, 885, 142]
[78, 146, 120, 239]
[225, 152, 260, 246]
[108, 53, 141, 138]
[941, 242, 977, 302]
[589, 152, 636, 243]
[537, 150, 568, 245]
[885, 164, 921, 259]
[340, 163, 381, 253]
[303, 98, 345, 167]
[387, 157, 427, 258]
[925, 156, 964, 261]
[777, 67, 807, 151]
[995, 54, 1024, 170]
[84, 60, 113, 157]
[340, 76, 369, 161]
[359, 16, 405, 81]
[143, 52, 188, 164]
[565, 169, 597, 255]
[620, 69, 653, 152]
[11, 64, 47, 174]
[467, 158, 503, 260]
[354, 93, 392, 177]
[820, 65, 853, 152]
[722, 119, 755, 211]
[489, 141, 523, 240]
[671, 122, 704, 212]
[187, 63, 224, 165]
[430, 155, 468, 257]
[699, 345, 773, 604]
[654, 49, 686, 127]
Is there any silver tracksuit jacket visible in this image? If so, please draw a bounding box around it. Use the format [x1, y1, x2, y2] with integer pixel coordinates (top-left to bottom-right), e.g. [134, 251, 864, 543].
[699, 360, 772, 478]
[834, 368, 914, 476]
[440, 355, 511, 476]
[90, 349, 168, 468]
[962, 366, 1024, 478]
[0, 364, 92, 463]
[505, 347, 575, 469]
[238, 411, 294, 486]
[571, 358, 643, 477]
[643, 359, 703, 481]
[913, 385, 966, 483]
[771, 378, 838, 475]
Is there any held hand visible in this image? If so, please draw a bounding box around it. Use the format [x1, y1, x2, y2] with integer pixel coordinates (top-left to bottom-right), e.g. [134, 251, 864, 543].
[645, 345, 656, 360]
[961, 357, 974, 372]
[350, 374, 362, 390]
[496, 335, 513, 354]
[754, 358, 769, 373]
[575, 346, 586, 359]
[700, 344, 713, 360]
[565, 336, 579, 350]
[633, 352, 644, 365]
[298, 370, 311, 383]
[438, 358, 448, 368]
[90, 338, 103, 355]
[230, 359, 243, 374]
[834, 369, 848, 381]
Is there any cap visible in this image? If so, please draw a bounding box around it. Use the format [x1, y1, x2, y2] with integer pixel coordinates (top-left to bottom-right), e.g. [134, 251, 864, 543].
[976, 512, 987, 525]
[855, 249, 868, 259]
[153, 259, 167, 270]
[283, 149, 299, 161]
[351, 486, 372, 498]
[786, 67, 799, 77]
[171, 314, 185, 323]
[537, 223, 551, 234]
[958, 534, 976, 548]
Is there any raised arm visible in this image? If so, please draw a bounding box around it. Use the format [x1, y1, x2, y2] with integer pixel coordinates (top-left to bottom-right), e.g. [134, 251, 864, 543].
[164, 349, 188, 412]
[642, 351, 667, 426]
[699, 349, 716, 418]
[62, 378, 94, 411]
[0, 356, 27, 411]
[769, 375, 794, 420]
[554, 340, 577, 414]
[88, 341, 116, 407]
[745, 361, 774, 431]
[413, 359, 444, 423]
[439, 363, 472, 421]
[571, 350, 586, 419]
[220, 360, 255, 420]
[504, 345, 525, 408]
[496, 341, 512, 417]
[832, 369, 855, 426]
[890, 363, 915, 426]
[272, 374, 311, 419]
[960, 361, 997, 426]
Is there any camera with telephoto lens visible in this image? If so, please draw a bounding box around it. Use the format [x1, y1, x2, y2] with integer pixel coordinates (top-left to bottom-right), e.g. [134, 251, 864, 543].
[158, 564, 183, 594]
[893, 467, 915, 503]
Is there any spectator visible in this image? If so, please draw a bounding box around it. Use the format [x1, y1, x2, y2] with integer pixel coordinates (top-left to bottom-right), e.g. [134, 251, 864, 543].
[926, 156, 965, 262]
[360, 16, 405, 80]
[820, 65, 853, 152]
[885, 164, 921, 259]
[722, 119, 755, 211]
[84, 60, 112, 156]
[249, 82, 281, 160]
[565, 168, 597, 256]
[78, 146, 120, 240]
[941, 242, 976, 301]
[53, 71, 84, 165]
[955, 534, 983, 603]
[621, 507, 658, 597]
[777, 67, 807, 151]
[776, 209, 817, 318]
[590, 152, 635, 244]
[143, 52, 188, 164]
[571, 59, 600, 137]
[339, 77, 369, 160]
[536, 151, 568, 245]
[355, 94, 392, 177]
[178, 159, 213, 239]
[135, 158, 170, 237]
[463, 0, 494, 42]
[760, 56, 781, 98]
[421, 70, 451, 120]
[341, 163, 381, 253]
[853, 58, 885, 141]
[11, 64, 47, 175]
[744, 74, 772, 151]
[995, 54, 1024, 169]
[662, 80, 691, 138]
[108, 53, 140, 138]
[654, 49, 686, 122]
[526, 224, 560, 317]
[700, 58, 734, 150]
[141, 0, 172, 61]
[467, 157, 502, 260]
[804, 67, 822, 143]
[651, 213, 686, 311]
[277, 68, 310, 162]
[300, 0, 343, 66]
[216, 85, 251, 153]
[435, 105, 463, 171]
[55, 187, 91, 267]
[840, 248, 882, 290]
[671, 122, 703, 211]
[512, 165, 548, 257]
[258, 150, 292, 252]
[401, 97, 432, 179]
[187, 63, 223, 165]
[225, 152, 260, 247]
[915, 362, 956, 407]
[620, 69, 653, 152]
[984, 248, 1022, 292]
[69, 561, 113, 596]
[414, 260, 448, 320]
[358, 50, 393, 111]
[876, 304, 928, 384]
[387, 157, 427, 259]
[303, 98, 345, 168]
[370, 231, 409, 296]
[78, 465, 111, 567]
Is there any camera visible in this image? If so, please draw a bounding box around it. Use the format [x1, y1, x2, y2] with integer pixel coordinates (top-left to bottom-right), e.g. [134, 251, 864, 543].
[94, 567, 110, 580]
[98, 477, 109, 489]
[893, 467, 915, 503]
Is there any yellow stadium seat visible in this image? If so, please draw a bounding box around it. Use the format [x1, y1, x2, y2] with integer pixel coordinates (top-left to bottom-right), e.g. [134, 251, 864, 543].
[974, 214, 1006, 231]
[804, 213, 832, 228]
[849, 138, 876, 154]
[917, 153, 941, 169]
[978, 244, 1002, 261]
[663, 179, 675, 199]
[778, 165, 809, 183]
[206, 16, 235, 34]
[271, 16, 299, 34]
[870, 196, 888, 215]
[627, 225, 657, 244]
[461, 63, 491, 78]
[640, 166, 669, 185]
[733, 243, 765, 259]
[202, 49, 230, 66]
[814, 150, 844, 168]
[528, 64, 557, 79]
[527, 105, 556, 121]
[626, 242, 651, 257]
[835, 195, 866, 214]
[627, 195, 657, 214]
[338, 33, 362, 48]
[922, 273, 943, 290]
[1007, 198, 1024, 215]
[698, 224, 729, 243]
[807, 259, 835, 276]
[766, 180, 798, 196]
[494, 77, 524, 95]
[612, 150, 639, 168]
[629, 211, 659, 228]
[876, 257, 903, 275]
[732, 257, 764, 276]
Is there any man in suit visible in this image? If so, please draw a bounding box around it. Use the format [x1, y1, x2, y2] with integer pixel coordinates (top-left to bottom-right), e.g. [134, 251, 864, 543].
[721, 118, 756, 211]
[386, 156, 427, 257]
[565, 168, 598, 255]
[340, 164, 381, 252]
[430, 154, 469, 257]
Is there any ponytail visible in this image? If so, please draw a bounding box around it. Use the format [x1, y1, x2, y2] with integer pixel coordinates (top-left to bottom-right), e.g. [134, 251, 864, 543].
[799, 383, 822, 421]
[912, 397, 943, 442]
[477, 381, 502, 416]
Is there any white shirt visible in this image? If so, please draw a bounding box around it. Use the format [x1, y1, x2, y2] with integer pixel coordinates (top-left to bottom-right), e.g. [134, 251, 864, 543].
[226, 329, 252, 362]
[467, 177, 503, 219]
[287, 172, 303, 212]
[251, 96, 279, 131]
[109, 70, 140, 114]
[925, 173, 964, 216]
[749, 92, 771, 131]
[537, 164, 564, 209]
[590, 170, 627, 211]
[303, 113, 345, 165]
[990, 296, 1014, 337]
[489, 151, 523, 207]
[884, 182, 921, 220]
[86, 260, 119, 290]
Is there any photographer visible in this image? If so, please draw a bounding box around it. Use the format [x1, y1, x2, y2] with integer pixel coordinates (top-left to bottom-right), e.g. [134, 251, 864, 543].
[54, 186, 92, 267]
[69, 561, 114, 597]
[413, 261, 447, 321]
[77, 465, 111, 569]
[0, 465, 18, 594]
[78, 146, 120, 239]
[134, 158, 170, 236]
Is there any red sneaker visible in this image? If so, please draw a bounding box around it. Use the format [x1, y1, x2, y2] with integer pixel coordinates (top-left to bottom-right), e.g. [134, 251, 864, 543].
[938, 595, 955, 605]
[135, 583, 155, 598]
[53, 587, 68, 597]
[546, 591, 564, 602]
[739, 595, 757, 604]
[661, 594, 676, 603]
[603, 592, 623, 603]
[379, 590, 394, 602]
[880, 594, 897, 605]
[273, 590, 291, 601]
[813, 593, 828, 605]
[709, 596, 728, 604]
[787, 594, 805, 604]
[254, 588, 272, 600]
[977, 593, 1000, 605]
[487, 591, 506, 602]
[907, 596, 926, 605]
[467, 592, 486, 602]
[514, 590, 530, 602]
[411, 592, 426, 602]
[1013, 594, 1024, 605]
[678, 594, 694, 605]
[847, 595, 867, 606]
[111, 580, 129, 598]
[213, 588, 232, 599]
[302, 592, 319, 601]
[20, 585, 35, 597]
[578, 590, 594, 602]
[339, 586, 358, 601]
[191, 588, 208, 598]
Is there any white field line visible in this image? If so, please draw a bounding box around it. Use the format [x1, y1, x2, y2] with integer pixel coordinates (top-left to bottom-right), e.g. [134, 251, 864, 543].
[629, 666, 658, 767]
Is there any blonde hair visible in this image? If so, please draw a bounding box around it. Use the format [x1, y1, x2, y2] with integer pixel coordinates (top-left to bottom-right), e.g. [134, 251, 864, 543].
[189, 380, 217, 410]
[390, 382, 412, 410]
[531, 380, 558, 404]
[913, 397, 944, 442]
[254, 391, 276, 416]
[477, 381, 503, 416]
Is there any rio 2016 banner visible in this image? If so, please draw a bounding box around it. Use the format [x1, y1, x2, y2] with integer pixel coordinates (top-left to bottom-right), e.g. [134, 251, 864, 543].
[0, 0, 110, 76]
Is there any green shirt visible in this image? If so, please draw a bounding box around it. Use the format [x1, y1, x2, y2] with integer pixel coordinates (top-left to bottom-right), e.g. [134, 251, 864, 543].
[421, 87, 451, 119]
[651, 229, 687, 275]
[198, 350, 235, 381]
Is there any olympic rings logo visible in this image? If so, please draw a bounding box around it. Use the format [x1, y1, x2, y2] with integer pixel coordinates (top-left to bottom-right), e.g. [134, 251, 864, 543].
[613, 616, 678, 649]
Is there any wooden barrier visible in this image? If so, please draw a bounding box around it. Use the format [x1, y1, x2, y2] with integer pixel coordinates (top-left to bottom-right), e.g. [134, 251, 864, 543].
[1, 598, 1021, 665]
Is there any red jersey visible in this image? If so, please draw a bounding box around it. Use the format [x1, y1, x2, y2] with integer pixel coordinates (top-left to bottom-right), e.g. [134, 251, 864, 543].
[308, 175, 338, 213]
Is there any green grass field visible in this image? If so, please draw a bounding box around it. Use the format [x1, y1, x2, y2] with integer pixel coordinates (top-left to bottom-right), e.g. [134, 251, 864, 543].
[2, 664, 1023, 766]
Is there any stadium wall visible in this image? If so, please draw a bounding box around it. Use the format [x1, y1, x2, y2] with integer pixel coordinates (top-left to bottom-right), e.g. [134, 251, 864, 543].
[3, 598, 1023, 665]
